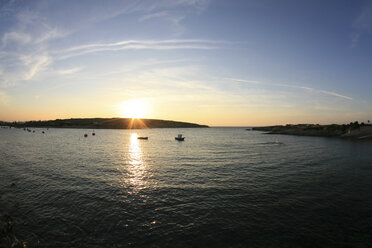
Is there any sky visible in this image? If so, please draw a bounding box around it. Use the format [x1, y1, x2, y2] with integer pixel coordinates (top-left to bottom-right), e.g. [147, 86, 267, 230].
[0, 0, 371, 126]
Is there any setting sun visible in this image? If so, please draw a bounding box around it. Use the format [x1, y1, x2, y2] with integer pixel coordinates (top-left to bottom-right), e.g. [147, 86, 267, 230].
[118, 99, 147, 119]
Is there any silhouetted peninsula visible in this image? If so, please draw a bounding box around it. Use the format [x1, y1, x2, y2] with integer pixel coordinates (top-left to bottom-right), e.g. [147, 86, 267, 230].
[3, 118, 208, 129]
[252, 122, 372, 140]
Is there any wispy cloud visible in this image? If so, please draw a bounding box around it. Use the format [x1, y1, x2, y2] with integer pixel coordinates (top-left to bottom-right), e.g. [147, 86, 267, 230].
[34, 27, 68, 44]
[1, 35, 224, 84]
[0, 9, 69, 82]
[82, 0, 210, 26]
[63, 39, 222, 52]
[317, 90, 352, 100]
[5, 10, 69, 45]
[0, 0, 215, 85]
[0, 50, 51, 82]
[139, 11, 169, 21]
[1, 28, 63, 56]
[226, 78, 353, 100]
[139, 10, 186, 35]
[57, 67, 83, 75]
[20, 53, 51, 80]
[2, 31, 31, 46]
[54, 39, 224, 60]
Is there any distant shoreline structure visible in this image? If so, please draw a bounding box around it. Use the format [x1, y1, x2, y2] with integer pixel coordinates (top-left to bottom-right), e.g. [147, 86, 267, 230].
[252, 122, 372, 140]
[0, 118, 209, 129]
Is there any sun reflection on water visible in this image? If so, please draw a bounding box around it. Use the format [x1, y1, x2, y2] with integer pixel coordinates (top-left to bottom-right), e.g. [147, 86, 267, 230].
[126, 133, 147, 193]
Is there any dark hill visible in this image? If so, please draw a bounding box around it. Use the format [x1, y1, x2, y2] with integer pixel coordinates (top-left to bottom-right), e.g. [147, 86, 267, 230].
[252, 123, 372, 140]
[4, 118, 208, 129]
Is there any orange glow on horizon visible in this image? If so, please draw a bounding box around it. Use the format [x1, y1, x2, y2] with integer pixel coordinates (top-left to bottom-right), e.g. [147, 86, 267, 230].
[127, 118, 147, 129]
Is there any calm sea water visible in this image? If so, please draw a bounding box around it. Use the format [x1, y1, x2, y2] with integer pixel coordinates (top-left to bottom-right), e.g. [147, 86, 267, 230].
[1, 127, 372, 247]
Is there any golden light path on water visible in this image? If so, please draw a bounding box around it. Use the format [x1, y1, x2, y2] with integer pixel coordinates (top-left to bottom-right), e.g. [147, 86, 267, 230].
[126, 133, 147, 193]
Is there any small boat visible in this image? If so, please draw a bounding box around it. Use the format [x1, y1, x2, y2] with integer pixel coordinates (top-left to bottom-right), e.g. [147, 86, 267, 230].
[137, 136, 148, 140]
[175, 134, 185, 141]
[84, 134, 88, 137]
[42, 131, 45, 134]
[92, 132, 95, 136]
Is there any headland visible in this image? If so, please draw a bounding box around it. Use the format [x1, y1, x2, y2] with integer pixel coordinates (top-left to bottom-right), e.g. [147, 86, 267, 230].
[252, 122, 372, 140]
[0, 118, 208, 129]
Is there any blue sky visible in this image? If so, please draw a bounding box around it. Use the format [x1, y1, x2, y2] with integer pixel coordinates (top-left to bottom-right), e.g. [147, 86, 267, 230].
[0, 0, 371, 125]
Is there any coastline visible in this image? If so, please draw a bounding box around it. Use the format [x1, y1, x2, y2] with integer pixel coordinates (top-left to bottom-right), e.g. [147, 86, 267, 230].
[0, 118, 209, 129]
[252, 123, 372, 140]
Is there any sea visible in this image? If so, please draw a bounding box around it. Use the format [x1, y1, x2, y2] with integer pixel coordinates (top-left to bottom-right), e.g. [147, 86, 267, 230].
[0, 127, 372, 247]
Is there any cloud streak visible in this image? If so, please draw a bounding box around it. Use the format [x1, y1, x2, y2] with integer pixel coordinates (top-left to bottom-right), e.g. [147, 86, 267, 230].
[2, 32, 31, 46]
[20, 53, 51, 80]
[57, 67, 83, 75]
[0, 0, 216, 84]
[0, 9, 70, 82]
[139, 11, 169, 21]
[54, 39, 225, 60]
[75, 0, 211, 28]
[226, 78, 353, 101]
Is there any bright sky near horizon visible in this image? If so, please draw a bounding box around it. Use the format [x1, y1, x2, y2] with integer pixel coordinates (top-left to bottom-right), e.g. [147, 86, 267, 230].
[0, 0, 371, 126]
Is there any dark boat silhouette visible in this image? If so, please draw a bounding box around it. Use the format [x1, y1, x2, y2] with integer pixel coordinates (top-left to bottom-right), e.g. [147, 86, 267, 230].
[175, 134, 185, 141]
[137, 136, 148, 140]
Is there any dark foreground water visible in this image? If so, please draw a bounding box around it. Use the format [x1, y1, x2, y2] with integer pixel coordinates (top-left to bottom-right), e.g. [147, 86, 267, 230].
[0, 127, 372, 247]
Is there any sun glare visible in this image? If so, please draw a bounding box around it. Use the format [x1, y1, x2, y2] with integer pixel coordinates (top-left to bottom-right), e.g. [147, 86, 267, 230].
[119, 99, 147, 119]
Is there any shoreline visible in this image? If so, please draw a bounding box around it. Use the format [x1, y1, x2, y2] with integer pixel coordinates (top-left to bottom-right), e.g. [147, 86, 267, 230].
[252, 123, 372, 140]
[0, 118, 209, 129]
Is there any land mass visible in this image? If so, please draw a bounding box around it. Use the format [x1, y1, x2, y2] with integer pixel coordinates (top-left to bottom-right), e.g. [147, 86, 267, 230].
[0, 118, 208, 129]
[252, 122, 372, 140]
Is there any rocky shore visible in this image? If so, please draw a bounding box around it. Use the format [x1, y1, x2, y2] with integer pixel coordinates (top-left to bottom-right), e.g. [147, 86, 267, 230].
[252, 123, 372, 140]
